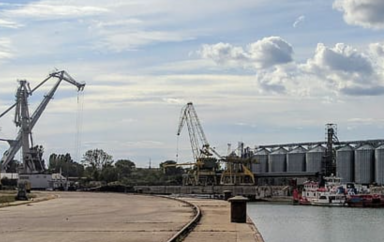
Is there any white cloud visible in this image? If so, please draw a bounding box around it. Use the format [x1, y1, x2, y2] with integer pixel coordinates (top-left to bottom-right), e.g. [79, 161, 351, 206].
[0, 19, 22, 29]
[200, 39, 384, 96]
[0, 38, 13, 59]
[303, 43, 373, 76]
[4, 1, 109, 19]
[200, 42, 249, 67]
[293, 15, 305, 28]
[301, 43, 384, 95]
[200, 36, 293, 70]
[248, 36, 293, 69]
[96, 30, 196, 52]
[333, 0, 384, 29]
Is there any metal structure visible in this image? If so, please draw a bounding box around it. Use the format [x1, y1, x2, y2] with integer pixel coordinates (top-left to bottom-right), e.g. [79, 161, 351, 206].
[177, 102, 221, 185]
[336, 145, 354, 183]
[268, 147, 287, 172]
[176, 103, 254, 185]
[306, 145, 326, 173]
[354, 144, 374, 184]
[322, 123, 338, 176]
[252, 148, 269, 173]
[287, 146, 306, 172]
[0, 70, 85, 173]
[220, 143, 255, 185]
[375, 145, 384, 185]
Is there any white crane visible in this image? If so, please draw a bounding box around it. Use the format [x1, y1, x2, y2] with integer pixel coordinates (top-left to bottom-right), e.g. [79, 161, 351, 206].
[0, 70, 85, 173]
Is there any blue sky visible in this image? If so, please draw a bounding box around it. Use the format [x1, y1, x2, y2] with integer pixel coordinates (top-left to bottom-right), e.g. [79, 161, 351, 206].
[0, 0, 384, 167]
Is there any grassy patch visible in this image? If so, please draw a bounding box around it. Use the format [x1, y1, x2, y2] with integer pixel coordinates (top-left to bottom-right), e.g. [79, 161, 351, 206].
[0, 195, 16, 204]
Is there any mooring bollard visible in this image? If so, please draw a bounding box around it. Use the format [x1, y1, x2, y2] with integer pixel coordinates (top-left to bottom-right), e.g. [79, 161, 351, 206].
[223, 190, 232, 201]
[228, 196, 249, 223]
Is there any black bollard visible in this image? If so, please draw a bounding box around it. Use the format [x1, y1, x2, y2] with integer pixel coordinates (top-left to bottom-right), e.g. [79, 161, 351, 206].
[228, 196, 249, 223]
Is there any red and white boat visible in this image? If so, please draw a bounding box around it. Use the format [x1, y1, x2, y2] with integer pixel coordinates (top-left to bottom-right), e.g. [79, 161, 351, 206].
[293, 176, 346, 206]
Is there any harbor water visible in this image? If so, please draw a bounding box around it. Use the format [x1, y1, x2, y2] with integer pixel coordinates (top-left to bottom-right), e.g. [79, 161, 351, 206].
[248, 202, 384, 242]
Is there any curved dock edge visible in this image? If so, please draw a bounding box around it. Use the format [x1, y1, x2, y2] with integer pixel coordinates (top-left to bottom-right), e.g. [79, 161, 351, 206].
[169, 197, 265, 242]
[159, 196, 202, 242]
[247, 216, 265, 242]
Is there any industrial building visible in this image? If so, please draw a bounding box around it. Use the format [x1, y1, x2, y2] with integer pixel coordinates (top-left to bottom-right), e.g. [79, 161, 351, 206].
[251, 140, 384, 185]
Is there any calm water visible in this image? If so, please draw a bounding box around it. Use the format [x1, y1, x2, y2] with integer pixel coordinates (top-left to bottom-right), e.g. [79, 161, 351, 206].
[248, 202, 384, 242]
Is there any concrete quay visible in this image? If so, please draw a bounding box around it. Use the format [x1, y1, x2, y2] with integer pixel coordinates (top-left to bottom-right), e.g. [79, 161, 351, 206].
[181, 197, 264, 242]
[0, 192, 264, 242]
[0, 192, 193, 242]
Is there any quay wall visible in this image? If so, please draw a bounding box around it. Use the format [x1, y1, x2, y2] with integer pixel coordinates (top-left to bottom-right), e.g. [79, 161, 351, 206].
[134, 185, 289, 199]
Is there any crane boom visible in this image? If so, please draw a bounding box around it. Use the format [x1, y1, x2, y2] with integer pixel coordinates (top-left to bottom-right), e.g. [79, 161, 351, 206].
[0, 70, 85, 172]
[177, 102, 221, 161]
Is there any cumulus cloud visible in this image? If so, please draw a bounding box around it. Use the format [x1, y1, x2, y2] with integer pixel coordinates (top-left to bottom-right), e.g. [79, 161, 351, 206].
[200, 42, 248, 67]
[303, 43, 373, 76]
[200, 36, 293, 69]
[293, 15, 305, 28]
[248, 36, 293, 69]
[200, 38, 384, 96]
[333, 0, 384, 29]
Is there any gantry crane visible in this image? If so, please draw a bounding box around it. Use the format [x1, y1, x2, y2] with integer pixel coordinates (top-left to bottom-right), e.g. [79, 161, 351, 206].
[177, 102, 221, 185]
[220, 142, 255, 185]
[0, 70, 85, 174]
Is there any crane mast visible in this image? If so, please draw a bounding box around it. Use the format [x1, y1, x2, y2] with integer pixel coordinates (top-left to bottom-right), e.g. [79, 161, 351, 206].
[177, 102, 219, 161]
[0, 70, 85, 173]
[177, 102, 221, 185]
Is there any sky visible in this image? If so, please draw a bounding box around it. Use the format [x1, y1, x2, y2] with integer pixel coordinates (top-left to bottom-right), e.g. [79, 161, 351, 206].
[0, 0, 384, 168]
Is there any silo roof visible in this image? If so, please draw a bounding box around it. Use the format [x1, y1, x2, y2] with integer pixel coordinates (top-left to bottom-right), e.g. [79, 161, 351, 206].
[308, 145, 326, 153]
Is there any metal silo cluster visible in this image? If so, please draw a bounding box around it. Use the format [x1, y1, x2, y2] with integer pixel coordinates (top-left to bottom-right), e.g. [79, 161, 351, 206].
[252, 140, 384, 185]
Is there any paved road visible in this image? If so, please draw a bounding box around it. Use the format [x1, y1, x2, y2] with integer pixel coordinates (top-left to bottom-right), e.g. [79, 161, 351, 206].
[0, 192, 193, 242]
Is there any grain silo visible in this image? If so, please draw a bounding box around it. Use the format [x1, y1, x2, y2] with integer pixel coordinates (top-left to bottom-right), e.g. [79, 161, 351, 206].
[269, 147, 287, 172]
[287, 146, 306, 172]
[336, 145, 354, 183]
[252, 148, 269, 173]
[375, 144, 384, 185]
[355, 144, 374, 184]
[306, 145, 326, 173]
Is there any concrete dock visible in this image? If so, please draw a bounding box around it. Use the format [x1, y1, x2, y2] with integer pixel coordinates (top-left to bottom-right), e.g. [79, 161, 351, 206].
[0, 192, 193, 242]
[0, 192, 264, 242]
[181, 197, 264, 242]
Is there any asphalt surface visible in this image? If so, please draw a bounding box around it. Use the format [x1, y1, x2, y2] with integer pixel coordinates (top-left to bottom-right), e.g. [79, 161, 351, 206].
[0, 192, 193, 242]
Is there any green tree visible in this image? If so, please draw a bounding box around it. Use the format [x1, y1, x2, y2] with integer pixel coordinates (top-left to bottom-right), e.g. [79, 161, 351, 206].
[82, 149, 113, 181]
[100, 166, 119, 183]
[115, 159, 135, 179]
[48, 153, 84, 177]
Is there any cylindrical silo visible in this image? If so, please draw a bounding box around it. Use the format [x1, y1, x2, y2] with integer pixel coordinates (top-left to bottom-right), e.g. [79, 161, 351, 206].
[336, 145, 354, 183]
[287, 146, 306, 172]
[269, 147, 287, 172]
[355, 144, 374, 184]
[375, 145, 384, 185]
[252, 148, 269, 173]
[306, 145, 326, 173]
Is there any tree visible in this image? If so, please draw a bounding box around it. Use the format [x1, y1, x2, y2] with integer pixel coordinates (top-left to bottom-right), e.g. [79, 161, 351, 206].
[115, 159, 135, 178]
[82, 149, 113, 181]
[48, 153, 84, 177]
[100, 166, 118, 183]
[82, 149, 113, 170]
